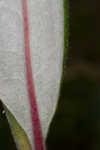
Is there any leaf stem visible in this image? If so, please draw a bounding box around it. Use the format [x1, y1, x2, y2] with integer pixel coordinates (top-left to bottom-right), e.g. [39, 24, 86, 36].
[22, 0, 45, 150]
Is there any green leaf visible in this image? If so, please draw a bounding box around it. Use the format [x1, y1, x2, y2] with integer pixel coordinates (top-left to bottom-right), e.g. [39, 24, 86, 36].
[0, 100, 32, 150]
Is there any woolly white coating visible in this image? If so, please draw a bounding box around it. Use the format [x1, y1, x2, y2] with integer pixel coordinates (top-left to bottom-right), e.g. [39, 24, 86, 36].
[0, 0, 63, 149]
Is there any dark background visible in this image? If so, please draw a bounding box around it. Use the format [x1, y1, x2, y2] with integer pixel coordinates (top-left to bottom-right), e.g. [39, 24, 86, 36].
[67, 0, 100, 81]
[46, 1, 100, 150]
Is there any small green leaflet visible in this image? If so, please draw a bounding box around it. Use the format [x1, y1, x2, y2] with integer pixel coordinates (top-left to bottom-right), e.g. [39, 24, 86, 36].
[0, 100, 32, 150]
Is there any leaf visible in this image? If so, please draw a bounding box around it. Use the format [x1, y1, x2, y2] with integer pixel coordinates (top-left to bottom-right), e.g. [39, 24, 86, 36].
[0, 100, 32, 150]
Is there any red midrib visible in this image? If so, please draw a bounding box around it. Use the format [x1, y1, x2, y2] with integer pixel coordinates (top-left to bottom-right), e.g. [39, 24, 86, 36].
[22, 0, 45, 149]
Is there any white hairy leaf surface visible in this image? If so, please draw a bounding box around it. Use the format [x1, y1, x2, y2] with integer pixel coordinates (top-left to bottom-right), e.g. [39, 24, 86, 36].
[0, 0, 63, 148]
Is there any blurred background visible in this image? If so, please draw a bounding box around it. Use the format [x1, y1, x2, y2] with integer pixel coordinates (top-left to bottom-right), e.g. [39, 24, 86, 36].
[46, 0, 100, 149]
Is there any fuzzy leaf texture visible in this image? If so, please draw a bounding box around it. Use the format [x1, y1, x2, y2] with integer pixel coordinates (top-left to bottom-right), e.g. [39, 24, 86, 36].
[0, 100, 32, 150]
